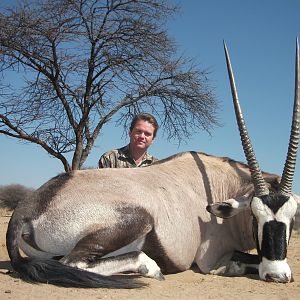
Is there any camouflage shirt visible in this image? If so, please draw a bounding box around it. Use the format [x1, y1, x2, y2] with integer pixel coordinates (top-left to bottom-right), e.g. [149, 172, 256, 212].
[98, 144, 158, 168]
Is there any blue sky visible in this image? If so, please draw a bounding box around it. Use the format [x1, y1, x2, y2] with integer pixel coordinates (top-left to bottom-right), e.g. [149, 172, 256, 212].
[1, 0, 300, 195]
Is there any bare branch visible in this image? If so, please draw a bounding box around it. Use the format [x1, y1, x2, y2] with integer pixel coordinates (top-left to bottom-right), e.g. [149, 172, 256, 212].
[0, 0, 218, 170]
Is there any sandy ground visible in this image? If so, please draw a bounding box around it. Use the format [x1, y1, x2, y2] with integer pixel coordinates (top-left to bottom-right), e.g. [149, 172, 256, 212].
[0, 207, 300, 300]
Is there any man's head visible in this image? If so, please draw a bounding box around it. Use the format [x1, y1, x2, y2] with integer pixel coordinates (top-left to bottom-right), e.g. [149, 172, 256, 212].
[129, 113, 159, 152]
[130, 113, 159, 138]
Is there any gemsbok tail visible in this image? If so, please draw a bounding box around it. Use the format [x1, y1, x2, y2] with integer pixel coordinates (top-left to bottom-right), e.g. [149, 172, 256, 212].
[6, 212, 143, 288]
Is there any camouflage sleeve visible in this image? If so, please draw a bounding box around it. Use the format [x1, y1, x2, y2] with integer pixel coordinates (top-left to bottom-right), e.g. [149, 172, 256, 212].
[98, 150, 119, 168]
[98, 153, 112, 168]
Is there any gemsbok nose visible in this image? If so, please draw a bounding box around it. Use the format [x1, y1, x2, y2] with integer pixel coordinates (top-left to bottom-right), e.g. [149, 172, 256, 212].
[265, 273, 290, 283]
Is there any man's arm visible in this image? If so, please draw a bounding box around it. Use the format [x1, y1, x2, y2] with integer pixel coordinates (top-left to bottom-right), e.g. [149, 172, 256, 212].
[98, 153, 112, 168]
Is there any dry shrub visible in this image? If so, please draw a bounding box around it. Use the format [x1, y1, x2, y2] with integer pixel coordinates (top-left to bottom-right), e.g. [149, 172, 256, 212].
[0, 184, 34, 210]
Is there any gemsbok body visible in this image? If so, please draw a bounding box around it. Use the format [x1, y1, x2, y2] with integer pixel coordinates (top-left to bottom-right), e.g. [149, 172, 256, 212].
[6, 41, 300, 288]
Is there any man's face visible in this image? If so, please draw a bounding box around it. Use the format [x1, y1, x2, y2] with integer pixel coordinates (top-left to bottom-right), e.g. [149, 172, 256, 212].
[129, 120, 155, 150]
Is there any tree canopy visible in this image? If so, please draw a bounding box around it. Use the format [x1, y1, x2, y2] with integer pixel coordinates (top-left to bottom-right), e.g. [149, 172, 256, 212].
[0, 0, 218, 171]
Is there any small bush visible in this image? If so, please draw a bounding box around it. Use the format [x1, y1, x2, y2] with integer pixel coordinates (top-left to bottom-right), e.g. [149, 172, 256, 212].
[0, 184, 34, 210]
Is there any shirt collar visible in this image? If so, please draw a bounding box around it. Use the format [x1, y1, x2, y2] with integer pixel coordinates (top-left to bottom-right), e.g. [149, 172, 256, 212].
[118, 144, 154, 162]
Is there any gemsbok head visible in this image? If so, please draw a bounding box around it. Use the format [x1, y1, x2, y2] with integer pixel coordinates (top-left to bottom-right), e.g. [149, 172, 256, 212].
[223, 39, 299, 283]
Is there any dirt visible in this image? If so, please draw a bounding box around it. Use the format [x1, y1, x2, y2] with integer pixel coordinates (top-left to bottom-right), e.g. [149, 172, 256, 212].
[0, 208, 300, 300]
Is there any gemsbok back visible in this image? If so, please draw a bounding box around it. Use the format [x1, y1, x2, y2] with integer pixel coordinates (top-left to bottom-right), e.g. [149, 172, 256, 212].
[6, 40, 300, 288]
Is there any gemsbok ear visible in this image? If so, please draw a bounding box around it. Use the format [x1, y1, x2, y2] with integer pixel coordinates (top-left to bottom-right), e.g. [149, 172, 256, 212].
[207, 202, 240, 218]
[206, 196, 250, 219]
[292, 193, 300, 205]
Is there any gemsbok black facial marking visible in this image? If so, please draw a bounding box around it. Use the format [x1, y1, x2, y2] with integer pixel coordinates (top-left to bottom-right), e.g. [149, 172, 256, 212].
[261, 194, 290, 214]
[261, 220, 287, 260]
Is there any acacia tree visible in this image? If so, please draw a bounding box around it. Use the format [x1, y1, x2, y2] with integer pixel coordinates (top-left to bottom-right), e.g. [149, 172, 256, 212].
[0, 0, 218, 172]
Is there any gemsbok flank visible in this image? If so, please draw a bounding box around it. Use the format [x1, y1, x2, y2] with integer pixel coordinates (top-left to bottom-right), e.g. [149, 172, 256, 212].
[6, 40, 300, 288]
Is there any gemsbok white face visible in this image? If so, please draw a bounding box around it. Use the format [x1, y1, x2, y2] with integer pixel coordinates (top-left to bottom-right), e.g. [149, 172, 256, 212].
[224, 39, 300, 283]
[251, 194, 297, 282]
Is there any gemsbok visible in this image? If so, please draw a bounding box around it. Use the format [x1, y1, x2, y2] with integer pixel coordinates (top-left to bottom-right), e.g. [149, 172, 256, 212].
[6, 40, 300, 288]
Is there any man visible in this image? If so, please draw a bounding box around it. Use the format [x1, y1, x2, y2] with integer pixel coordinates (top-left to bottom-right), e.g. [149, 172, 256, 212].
[98, 113, 159, 168]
